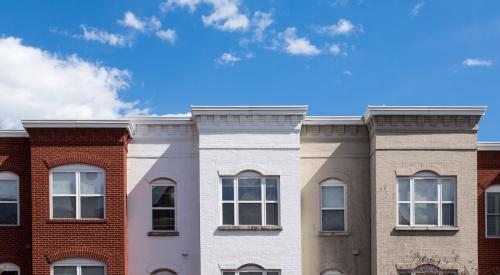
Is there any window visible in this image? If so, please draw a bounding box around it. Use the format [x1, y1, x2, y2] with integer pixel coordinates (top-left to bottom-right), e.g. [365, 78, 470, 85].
[51, 164, 105, 219]
[151, 269, 176, 275]
[221, 172, 279, 226]
[0, 262, 20, 275]
[397, 172, 456, 227]
[0, 172, 19, 225]
[151, 179, 176, 231]
[51, 258, 105, 275]
[486, 185, 500, 238]
[321, 270, 344, 275]
[398, 264, 457, 275]
[320, 179, 346, 232]
[222, 264, 280, 275]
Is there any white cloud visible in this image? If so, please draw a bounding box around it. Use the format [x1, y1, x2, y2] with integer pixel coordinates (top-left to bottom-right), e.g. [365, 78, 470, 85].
[279, 27, 321, 56]
[329, 44, 342, 55]
[118, 11, 146, 31]
[216, 52, 241, 65]
[80, 25, 129, 47]
[156, 29, 177, 43]
[410, 2, 425, 17]
[343, 69, 352, 75]
[163, 0, 249, 32]
[462, 58, 493, 67]
[315, 19, 359, 36]
[252, 11, 273, 41]
[0, 37, 147, 128]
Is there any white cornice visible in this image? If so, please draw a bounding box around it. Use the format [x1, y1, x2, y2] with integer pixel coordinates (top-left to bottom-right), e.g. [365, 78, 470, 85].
[364, 106, 487, 122]
[191, 105, 308, 116]
[127, 116, 194, 125]
[304, 116, 365, 125]
[478, 142, 500, 151]
[0, 130, 29, 138]
[21, 119, 135, 137]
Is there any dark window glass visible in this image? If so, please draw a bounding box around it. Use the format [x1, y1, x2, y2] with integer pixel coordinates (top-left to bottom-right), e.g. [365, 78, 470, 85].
[81, 197, 104, 219]
[52, 197, 76, 218]
[81, 266, 105, 275]
[222, 179, 234, 201]
[266, 203, 278, 225]
[152, 186, 175, 207]
[442, 203, 455, 226]
[266, 179, 278, 201]
[0, 203, 17, 224]
[322, 209, 344, 231]
[222, 203, 234, 225]
[239, 203, 261, 225]
[153, 209, 175, 230]
[53, 266, 77, 275]
[398, 203, 410, 225]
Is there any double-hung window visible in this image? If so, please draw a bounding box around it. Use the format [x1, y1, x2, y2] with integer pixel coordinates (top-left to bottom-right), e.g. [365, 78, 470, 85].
[0, 262, 20, 275]
[397, 172, 456, 227]
[151, 179, 176, 231]
[320, 179, 346, 232]
[486, 185, 500, 238]
[221, 172, 279, 226]
[52, 258, 105, 275]
[0, 172, 19, 225]
[51, 164, 105, 219]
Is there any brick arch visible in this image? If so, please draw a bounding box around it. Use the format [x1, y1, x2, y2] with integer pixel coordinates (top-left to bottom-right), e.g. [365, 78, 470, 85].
[44, 153, 111, 170]
[0, 162, 22, 175]
[0, 254, 23, 266]
[486, 266, 500, 275]
[45, 249, 110, 264]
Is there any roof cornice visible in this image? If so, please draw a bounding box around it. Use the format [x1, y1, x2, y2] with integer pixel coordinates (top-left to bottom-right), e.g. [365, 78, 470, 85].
[191, 105, 308, 116]
[478, 142, 500, 151]
[21, 120, 135, 137]
[304, 116, 365, 125]
[127, 116, 194, 125]
[0, 130, 29, 138]
[364, 106, 487, 122]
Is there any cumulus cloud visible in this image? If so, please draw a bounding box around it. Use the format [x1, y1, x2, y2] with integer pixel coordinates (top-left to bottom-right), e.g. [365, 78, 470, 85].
[329, 44, 342, 55]
[116, 11, 177, 44]
[315, 19, 360, 36]
[156, 29, 177, 43]
[278, 27, 321, 56]
[80, 25, 130, 47]
[118, 11, 147, 31]
[215, 52, 241, 65]
[0, 37, 147, 128]
[410, 2, 425, 17]
[462, 58, 493, 67]
[252, 11, 273, 41]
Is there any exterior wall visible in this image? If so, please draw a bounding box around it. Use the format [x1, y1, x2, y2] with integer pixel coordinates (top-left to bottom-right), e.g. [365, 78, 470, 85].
[27, 128, 129, 275]
[478, 150, 500, 275]
[0, 137, 31, 274]
[196, 114, 303, 275]
[368, 116, 480, 274]
[127, 122, 200, 275]
[300, 124, 371, 275]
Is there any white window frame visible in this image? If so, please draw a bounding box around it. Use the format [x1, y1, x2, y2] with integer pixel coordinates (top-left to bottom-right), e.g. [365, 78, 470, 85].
[222, 265, 280, 275]
[397, 173, 456, 227]
[151, 179, 177, 232]
[51, 258, 106, 275]
[0, 262, 20, 274]
[320, 179, 347, 232]
[50, 164, 106, 219]
[220, 172, 280, 226]
[485, 185, 500, 238]
[0, 172, 20, 226]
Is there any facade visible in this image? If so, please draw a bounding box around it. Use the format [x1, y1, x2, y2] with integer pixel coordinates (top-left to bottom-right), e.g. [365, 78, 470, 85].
[0, 105, 497, 275]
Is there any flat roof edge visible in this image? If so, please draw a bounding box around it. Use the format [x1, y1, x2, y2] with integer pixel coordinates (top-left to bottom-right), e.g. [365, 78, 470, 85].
[364, 106, 487, 121]
[21, 120, 135, 137]
[304, 116, 365, 125]
[191, 105, 308, 115]
[0, 130, 29, 138]
[478, 142, 500, 151]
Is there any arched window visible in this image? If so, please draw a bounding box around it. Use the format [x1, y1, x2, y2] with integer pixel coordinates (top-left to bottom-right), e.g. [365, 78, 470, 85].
[486, 185, 500, 238]
[221, 171, 279, 226]
[397, 171, 456, 227]
[320, 179, 346, 232]
[50, 164, 105, 219]
[222, 264, 280, 275]
[151, 178, 176, 231]
[398, 264, 457, 275]
[51, 258, 105, 275]
[321, 270, 344, 275]
[150, 268, 177, 275]
[0, 262, 20, 275]
[0, 171, 19, 225]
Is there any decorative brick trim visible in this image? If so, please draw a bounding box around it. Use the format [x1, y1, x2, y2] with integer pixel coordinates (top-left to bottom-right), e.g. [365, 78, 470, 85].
[44, 153, 111, 169]
[0, 254, 23, 266]
[46, 248, 110, 264]
[0, 161, 22, 175]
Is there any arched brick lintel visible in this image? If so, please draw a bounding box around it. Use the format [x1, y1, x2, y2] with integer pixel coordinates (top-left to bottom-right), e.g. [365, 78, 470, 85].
[0, 254, 23, 266]
[44, 154, 111, 170]
[45, 249, 110, 264]
[0, 162, 22, 175]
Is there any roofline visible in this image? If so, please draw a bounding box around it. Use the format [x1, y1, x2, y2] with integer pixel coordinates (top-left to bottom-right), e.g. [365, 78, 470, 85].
[304, 116, 365, 125]
[364, 106, 487, 121]
[127, 116, 194, 125]
[477, 142, 500, 151]
[21, 120, 135, 137]
[191, 105, 308, 116]
[0, 130, 29, 138]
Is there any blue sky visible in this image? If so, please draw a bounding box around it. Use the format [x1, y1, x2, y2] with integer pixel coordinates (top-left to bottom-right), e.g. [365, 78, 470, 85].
[0, 1, 499, 140]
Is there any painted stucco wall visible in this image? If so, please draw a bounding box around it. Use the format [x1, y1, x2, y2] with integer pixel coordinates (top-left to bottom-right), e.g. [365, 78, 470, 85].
[127, 123, 200, 275]
[300, 124, 371, 275]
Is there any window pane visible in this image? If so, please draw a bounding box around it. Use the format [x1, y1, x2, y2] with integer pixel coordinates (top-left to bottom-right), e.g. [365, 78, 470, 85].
[0, 180, 17, 201]
[222, 273, 236, 275]
[266, 179, 278, 201]
[267, 272, 280, 275]
[0, 203, 17, 224]
[53, 266, 77, 275]
[152, 186, 175, 207]
[487, 215, 500, 236]
[240, 273, 262, 275]
[80, 172, 105, 194]
[266, 203, 279, 225]
[487, 193, 500, 214]
[81, 197, 104, 218]
[414, 179, 438, 201]
[321, 186, 344, 208]
[322, 209, 345, 231]
[414, 203, 438, 225]
[222, 203, 234, 225]
[81, 266, 105, 275]
[52, 172, 76, 194]
[441, 179, 456, 201]
[2, 271, 19, 275]
[442, 203, 455, 226]
[398, 203, 410, 225]
[52, 197, 76, 218]
[238, 179, 261, 201]
[398, 179, 410, 201]
[222, 179, 234, 201]
[239, 203, 262, 225]
[153, 209, 175, 230]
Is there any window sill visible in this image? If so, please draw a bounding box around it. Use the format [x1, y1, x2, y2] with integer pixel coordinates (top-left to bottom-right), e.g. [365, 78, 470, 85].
[393, 226, 459, 231]
[319, 231, 350, 237]
[217, 225, 283, 231]
[47, 219, 107, 224]
[147, 231, 180, 237]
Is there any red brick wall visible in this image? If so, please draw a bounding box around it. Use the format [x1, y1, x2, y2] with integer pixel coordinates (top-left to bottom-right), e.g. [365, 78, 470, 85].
[0, 137, 31, 274]
[28, 128, 129, 275]
[478, 151, 500, 275]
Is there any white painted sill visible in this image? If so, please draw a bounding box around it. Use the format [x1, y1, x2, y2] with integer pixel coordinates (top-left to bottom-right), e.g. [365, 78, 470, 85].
[147, 231, 180, 236]
[217, 225, 283, 231]
[318, 231, 351, 237]
[393, 226, 460, 231]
